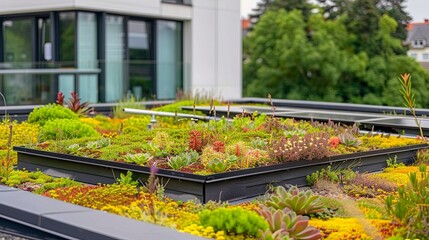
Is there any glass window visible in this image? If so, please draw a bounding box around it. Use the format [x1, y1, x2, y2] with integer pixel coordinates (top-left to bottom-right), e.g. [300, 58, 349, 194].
[3, 19, 33, 65]
[59, 12, 76, 67]
[410, 53, 417, 59]
[423, 53, 429, 60]
[105, 15, 124, 102]
[156, 20, 182, 99]
[128, 19, 153, 100]
[2, 18, 33, 105]
[77, 12, 98, 103]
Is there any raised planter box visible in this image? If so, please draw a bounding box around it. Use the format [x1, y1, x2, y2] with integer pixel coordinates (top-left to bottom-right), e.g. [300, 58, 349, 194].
[15, 144, 428, 203]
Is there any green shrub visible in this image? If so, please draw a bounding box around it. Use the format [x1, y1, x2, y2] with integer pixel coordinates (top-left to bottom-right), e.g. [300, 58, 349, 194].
[28, 104, 79, 126]
[39, 119, 99, 141]
[199, 207, 269, 237]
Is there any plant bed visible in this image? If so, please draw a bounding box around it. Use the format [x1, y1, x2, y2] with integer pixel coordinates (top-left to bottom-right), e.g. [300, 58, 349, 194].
[15, 143, 428, 203]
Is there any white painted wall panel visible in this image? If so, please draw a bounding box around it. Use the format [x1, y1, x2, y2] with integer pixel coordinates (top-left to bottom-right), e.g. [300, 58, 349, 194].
[408, 48, 429, 62]
[190, 0, 242, 99]
[160, 3, 192, 20]
[191, 6, 217, 95]
[192, 0, 216, 9]
[0, 0, 75, 14]
[217, 6, 242, 98]
[75, 0, 159, 16]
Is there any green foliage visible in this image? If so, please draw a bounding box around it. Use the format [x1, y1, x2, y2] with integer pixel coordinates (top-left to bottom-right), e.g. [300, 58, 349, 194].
[124, 153, 153, 166]
[306, 165, 356, 186]
[264, 186, 323, 215]
[66, 143, 80, 153]
[244, 7, 429, 107]
[386, 155, 404, 168]
[338, 132, 362, 147]
[85, 138, 111, 150]
[199, 207, 269, 237]
[416, 149, 429, 165]
[28, 104, 78, 126]
[398, 73, 425, 139]
[207, 158, 230, 173]
[34, 178, 81, 194]
[257, 206, 322, 240]
[385, 165, 429, 238]
[167, 151, 199, 170]
[39, 119, 99, 141]
[116, 171, 139, 186]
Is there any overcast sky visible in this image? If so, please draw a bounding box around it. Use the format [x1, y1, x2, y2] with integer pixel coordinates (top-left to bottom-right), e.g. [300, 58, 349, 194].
[240, 0, 429, 22]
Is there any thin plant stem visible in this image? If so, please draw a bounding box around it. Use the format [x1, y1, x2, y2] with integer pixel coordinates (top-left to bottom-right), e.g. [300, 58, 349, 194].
[399, 73, 425, 140]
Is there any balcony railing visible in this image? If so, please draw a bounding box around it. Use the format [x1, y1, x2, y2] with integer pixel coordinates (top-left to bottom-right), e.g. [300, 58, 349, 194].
[0, 61, 189, 106]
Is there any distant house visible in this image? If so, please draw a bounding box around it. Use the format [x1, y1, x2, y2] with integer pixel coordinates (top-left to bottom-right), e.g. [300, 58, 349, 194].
[405, 19, 429, 71]
[241, 18, 251, 37]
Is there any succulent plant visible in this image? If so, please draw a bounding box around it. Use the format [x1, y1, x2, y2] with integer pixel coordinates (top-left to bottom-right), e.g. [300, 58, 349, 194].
[67, 143, 80, 153]
[124, 153, 153, 166]
[338, 132, 361, 147]
[251, 137, 268, 149]
[86, 138, 111, 150]
[257, 206, 322, 240]
[265, 186, 323, 215]
[207, 159, 230, 173]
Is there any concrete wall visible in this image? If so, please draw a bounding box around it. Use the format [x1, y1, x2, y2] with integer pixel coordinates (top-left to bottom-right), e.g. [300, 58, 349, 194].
[189, 0, 242, 99]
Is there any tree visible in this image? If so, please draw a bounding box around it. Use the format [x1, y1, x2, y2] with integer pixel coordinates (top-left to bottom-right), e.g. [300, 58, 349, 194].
[249, 0, 313, 25]
[377, 0, 412, 41]
[244, 10, 362, 101]
[243, 9, 429, 107]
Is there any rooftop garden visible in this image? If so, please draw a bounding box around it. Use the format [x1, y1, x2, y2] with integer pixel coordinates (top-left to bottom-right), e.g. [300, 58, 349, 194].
[0, 83, 428, 239]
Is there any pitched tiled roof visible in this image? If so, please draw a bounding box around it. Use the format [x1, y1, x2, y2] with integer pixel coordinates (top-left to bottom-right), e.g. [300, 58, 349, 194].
[406, 21, 429, 47]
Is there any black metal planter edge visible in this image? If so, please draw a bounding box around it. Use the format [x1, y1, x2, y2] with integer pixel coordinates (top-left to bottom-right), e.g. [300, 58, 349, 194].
[14, 143, 428, 183]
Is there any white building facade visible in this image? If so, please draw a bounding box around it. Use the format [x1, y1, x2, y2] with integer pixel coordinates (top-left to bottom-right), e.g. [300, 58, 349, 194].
[0, 0, 242, 105]
[406, 21, 429, 71]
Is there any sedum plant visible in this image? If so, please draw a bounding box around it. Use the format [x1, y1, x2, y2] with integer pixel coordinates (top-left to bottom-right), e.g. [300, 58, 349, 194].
[265, 186, 323, 215]
[167, 150, 200, 170]
[270, 132, 331, 162]
[124, 153, 153, 166]
[338, 132, 361, 147]
[257, 206, 322, 240]
[85, 138, 111, 150]
[207, 159, 230, 173]
[39, 119, 99, 141]
[28, 104, 79, 126]
[66, 144, 80, 153]
[199, 207, 269, 237]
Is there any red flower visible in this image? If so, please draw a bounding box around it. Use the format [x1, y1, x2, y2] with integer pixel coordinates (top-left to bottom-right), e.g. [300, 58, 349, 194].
[329, 137, 340, 148]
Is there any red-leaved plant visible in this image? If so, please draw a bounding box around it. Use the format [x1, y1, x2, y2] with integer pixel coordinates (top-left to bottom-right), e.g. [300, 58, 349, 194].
[56, 91, 92, 116]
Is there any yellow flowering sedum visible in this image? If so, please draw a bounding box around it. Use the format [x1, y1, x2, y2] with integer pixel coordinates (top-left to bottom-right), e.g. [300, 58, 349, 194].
[309, 218, 370, 240]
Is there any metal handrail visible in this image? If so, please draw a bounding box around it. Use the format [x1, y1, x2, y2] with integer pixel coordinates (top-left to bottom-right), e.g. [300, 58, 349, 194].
[123, 108, 211, 121]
